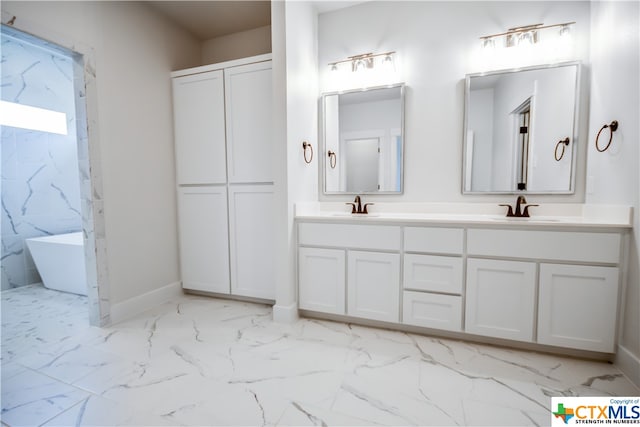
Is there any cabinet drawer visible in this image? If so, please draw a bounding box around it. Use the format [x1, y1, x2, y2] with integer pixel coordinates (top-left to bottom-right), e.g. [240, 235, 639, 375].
[403, 254, 463, 294]
[467, 229, 621, 264]
[404, 227, 464, 254]
[298, 223, 401, 251]
[403, 291, 462, 332]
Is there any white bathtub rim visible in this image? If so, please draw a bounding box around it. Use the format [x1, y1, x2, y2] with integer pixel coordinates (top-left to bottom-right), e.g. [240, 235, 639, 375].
[25, 231, 83, 246]
[25, 231, 87, 296]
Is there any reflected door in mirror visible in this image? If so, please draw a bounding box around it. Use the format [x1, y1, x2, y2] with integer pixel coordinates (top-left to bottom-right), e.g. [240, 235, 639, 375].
[463, 63, 580, 194]
[322, 84, 404, 194]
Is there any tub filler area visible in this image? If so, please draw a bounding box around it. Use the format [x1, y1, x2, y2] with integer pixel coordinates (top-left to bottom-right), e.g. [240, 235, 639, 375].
[26, 232, 87, 296]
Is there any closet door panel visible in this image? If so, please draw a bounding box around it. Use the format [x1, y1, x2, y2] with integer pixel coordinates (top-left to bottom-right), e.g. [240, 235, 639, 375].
[228, 185, 275, 299]
[173, 71, 227, 184]
[224, 62, 273, 183]
[177, 186, 230, 293]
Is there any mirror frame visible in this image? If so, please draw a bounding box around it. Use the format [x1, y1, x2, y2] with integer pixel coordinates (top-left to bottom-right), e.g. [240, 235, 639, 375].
[321, 83, 406, 195]
[461, 61, 582, 195]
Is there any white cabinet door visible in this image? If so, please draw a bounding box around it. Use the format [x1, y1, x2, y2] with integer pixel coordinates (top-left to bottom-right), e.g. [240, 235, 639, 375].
[228, 185, 275, 299]
[172, 71, 227, 185]
[538, 264, 619, 352]
[224, 61, 273, 184]
[177, 186, 229, 294]
[465, 258, 536, 342]
[298, 247, 345, 315]
[347, 251, 400, 322]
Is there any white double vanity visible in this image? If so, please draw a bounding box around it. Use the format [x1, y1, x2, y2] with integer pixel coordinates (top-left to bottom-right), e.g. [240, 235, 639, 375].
[296, 203, 631, 355]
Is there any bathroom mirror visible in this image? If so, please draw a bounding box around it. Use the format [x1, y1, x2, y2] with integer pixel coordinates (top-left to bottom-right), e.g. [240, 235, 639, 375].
[322, 84, 405, 194]
[462, 62, 580, 194]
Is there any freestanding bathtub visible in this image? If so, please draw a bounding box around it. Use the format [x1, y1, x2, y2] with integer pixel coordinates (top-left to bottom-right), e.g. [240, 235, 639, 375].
[25, 232, 88, 296]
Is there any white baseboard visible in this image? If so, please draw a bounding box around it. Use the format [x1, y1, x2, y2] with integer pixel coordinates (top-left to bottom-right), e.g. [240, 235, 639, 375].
[110, 281, 183, 324]
[615, 345, 640, 388]
[273, 302, 299, 323]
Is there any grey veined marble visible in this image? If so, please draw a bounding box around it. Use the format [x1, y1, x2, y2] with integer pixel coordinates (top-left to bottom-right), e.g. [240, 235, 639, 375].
[1, 32, 82, 291]
[2, 285, 638, 426]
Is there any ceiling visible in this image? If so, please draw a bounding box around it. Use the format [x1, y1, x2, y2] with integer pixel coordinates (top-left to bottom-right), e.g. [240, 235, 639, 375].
[146, 1, 365, 41]
[147, 1, 272, 41]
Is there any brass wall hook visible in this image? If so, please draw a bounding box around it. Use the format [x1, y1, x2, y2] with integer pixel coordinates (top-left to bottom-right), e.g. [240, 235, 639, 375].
[595, 120, 619, 152]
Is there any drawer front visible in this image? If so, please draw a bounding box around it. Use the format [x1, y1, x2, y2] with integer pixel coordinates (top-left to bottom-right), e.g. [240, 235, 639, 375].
[467, 229, 621, 264]
[298, 222, 401, 251]
[403, 291, 462, 332]
[404, 227, 464, 254]
[403, 254, 463, 294]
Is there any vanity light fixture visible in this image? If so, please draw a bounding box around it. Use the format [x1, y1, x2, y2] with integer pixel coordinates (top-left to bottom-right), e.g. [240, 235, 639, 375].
[328, 51, 396, 73]
[480, 22, 575, 50]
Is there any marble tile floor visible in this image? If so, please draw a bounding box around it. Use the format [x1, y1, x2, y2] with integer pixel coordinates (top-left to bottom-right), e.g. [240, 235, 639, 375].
[1, 284, 638, 426]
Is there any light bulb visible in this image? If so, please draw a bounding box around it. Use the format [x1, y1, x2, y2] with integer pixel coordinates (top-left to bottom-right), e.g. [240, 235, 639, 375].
[518, 31, 533, 46]
[330, 63, 338, 72]
[559, 25, 571, 38]
[481, 38, 495, 50]
[381, 54, 395, 72]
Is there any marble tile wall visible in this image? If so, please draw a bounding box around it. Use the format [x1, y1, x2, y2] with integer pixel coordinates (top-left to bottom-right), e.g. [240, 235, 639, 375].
[1, 32, 82, 290]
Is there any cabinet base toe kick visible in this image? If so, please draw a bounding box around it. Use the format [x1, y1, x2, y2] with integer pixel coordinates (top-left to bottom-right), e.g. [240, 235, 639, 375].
[298, 309, 617, 361]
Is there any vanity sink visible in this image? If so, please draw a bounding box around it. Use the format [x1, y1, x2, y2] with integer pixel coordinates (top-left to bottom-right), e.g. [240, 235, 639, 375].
[330, 212, 380, 217]
[487, 216, 560, 223]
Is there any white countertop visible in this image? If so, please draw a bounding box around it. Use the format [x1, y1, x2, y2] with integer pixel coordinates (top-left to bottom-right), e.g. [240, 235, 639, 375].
[294, 202, 633, 229]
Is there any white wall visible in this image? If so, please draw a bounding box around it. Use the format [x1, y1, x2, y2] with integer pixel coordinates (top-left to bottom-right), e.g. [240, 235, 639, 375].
[340, 98, 401, 192]
[468, 88, 494, 192]
[587, 0, 639, 385]
[487, 66, 576, 192]
[318, 1, 590, 202]
[272, 0, 319, 321]
[201, 25, 272, 65]
[2, 2, 202, 307]
[526, 67, 576, 192]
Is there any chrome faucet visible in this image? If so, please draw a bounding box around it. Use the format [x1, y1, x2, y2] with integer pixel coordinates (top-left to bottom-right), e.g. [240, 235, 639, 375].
[346, 195, 374, 214]
[500, 196, 538, 218]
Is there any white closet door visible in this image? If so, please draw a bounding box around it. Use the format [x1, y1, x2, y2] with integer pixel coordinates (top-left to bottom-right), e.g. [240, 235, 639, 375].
[172, 71, 227, 185]
[228, 185, 275, 299]
[224, 61, 273, 183]
[177, 186, 230, 294]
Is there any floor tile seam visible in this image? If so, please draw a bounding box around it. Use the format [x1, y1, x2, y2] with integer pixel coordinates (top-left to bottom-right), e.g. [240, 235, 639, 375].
[1, 375, 92, 427]
[8, 364, 94, 394]
[36, 397, 88, 427]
